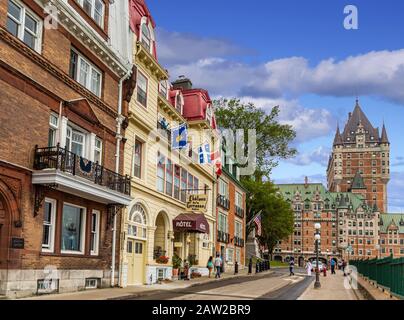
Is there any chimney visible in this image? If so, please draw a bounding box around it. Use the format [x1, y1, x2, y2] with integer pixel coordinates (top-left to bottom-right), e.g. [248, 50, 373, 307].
[304, 176, 309, 188]
[172, 75, 193, 90]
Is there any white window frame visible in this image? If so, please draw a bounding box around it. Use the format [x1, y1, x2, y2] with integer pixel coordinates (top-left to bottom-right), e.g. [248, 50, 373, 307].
[66, 125, 86, 157]
[226, 247, 234, 264]
[136, 71, 148, 107]
[94, 137, 102, 164]
[159, 80, 168, 99]
[219, 179, 228, 198]
[140, 22, 152, 53]
[218, 212, 228, 233]
[41, 198, 57, 253]
[235, 221, 243, 238]
[6, 0, 42, 53]
[70, 48, 102, 97]
[77, 0, 105, 28]
[61, 202, 87, 255]
[90, 209, 100, 256]
[48, 113, 59, 147]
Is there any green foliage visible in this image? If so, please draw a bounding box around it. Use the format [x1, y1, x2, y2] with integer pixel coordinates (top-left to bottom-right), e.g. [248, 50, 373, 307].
[214, 98, 297, 178]
[172, 254, 182, 269]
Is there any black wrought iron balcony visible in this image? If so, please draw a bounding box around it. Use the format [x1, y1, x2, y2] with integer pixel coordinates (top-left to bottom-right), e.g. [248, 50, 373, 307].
[234, 236, 245, 247]
[217, 195, 230, 210]
[235, 205, 244, 219]
[217, 230, 230, 244]
[34, 144, 131, 196]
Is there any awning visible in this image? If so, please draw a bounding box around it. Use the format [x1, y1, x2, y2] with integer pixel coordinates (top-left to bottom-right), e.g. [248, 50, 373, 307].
[173, 213, 210, 234]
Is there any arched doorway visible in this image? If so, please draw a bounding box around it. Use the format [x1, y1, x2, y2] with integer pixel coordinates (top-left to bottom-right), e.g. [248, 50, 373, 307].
[154, 211, 169, 261]
[0, 195, 9, 269]
[274, 255, 283, 262]
[127, 203, 147, 285]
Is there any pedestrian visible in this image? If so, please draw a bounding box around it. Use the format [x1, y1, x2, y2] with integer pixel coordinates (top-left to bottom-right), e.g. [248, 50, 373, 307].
[330, 258, 336, 274]
[305, 260, 312, 276]
[207, 256, 214, 278]
[214, 253, 222, 279]
[289, 257, 295, 276]
[183, 259, 190, 280]
[338, 259, 342, 270]
[342, 259, 347, 276]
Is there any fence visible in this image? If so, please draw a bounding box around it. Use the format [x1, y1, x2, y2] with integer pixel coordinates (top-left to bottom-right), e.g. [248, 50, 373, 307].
[350, 255, 404, 298]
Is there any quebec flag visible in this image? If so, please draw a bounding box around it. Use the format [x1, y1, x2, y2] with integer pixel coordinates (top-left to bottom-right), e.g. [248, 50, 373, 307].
[198, 143, 212, 164]
[171, 123, 188, 150]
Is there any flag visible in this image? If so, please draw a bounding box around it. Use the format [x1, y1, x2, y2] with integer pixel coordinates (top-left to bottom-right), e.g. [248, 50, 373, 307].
[211, 149, 222, 176]
[254, 214, 262, 236]
[198, 143, 212, 164]
[171, 123, 188, 150]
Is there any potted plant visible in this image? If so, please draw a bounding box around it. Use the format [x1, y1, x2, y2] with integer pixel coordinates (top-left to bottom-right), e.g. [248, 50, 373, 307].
[172, 254, 182, 277]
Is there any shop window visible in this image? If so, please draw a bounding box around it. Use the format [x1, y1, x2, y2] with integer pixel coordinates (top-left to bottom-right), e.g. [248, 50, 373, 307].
[61, 203, 86, 254]
[69, 49, 102, 97]
[42, 198, 56, 253]
[7, 0, 42, 52]
[90, 210, 100, 256]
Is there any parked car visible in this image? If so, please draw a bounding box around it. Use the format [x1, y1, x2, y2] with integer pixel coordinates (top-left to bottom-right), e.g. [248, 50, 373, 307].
[311, 261, 324, 272]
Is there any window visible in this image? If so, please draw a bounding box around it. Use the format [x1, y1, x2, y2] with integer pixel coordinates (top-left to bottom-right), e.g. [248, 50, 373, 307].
[42, 198, 56, 252]
[236, 192, 243, 208]
[157, 152, 165, 193]
[90, 210, 100, 255]
[128, 203, 147, 239]
[141, 23, 151, 52]
[69, 49, 102, 97]
[219, 179, 228, 198]
[218, 213, 228, 233]
[66, 126, 86, 156]
[159, 80, 168, 98]
[94, 137, 102, 164]
[61, 203, 86, 254]
[137, 72, 148, 107]
[235, 249, 241, 263]
[165, 159, 173, 196]
[77, 0, 105, 27]
[7, 0, 42, 52]
[226, 248, 234, 264]
[193, 177, 199, 195]
[187, 173, 194, 195]
[235, 221, 243, 238]
[180, 169, 187, 202]
[48, 113, 59, 147]
[174, 165, 180, 200]
[133, 140, 142, 178]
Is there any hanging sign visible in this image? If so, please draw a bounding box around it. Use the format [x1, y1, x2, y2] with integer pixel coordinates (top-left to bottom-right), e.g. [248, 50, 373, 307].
[186, 194, 208, 213]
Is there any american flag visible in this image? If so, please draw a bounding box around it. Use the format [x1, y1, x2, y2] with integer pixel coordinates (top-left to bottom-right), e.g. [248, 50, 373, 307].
[254, 214, 262, 236]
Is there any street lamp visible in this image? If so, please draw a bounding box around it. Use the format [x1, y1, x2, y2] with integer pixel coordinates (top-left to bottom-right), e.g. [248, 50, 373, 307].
[314, 223, 321, 289]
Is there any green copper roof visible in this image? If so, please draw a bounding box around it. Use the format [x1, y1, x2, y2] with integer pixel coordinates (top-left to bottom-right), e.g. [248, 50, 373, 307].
[380, 214, 404, 234]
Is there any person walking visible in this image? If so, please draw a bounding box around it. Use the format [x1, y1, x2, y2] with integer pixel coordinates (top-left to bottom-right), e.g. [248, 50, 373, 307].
[289, 257, 295, 276]
[338, 259, 342, 270]
[330, 258, 336, 274]
[207, 256, 214, 278]
[305, 260, 312, 276]
[342, 259, 347, 276]
[214, 254, 222, 279]
[183, 259, 190, 280]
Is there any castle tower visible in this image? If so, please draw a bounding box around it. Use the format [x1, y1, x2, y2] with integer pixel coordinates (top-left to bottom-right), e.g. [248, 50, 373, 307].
[327, 100, 390, 212]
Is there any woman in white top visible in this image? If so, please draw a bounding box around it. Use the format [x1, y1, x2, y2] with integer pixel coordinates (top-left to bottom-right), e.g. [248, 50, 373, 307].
[305, 260, 313, 276]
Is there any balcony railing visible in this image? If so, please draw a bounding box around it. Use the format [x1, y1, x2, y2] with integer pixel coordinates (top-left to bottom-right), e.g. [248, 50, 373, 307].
[235, 205, 244, 219]
[217, 195, 230, 210]
[217, 230, 230, 244]
[234, 236, 245, 247]
[34, 144, 131, 196]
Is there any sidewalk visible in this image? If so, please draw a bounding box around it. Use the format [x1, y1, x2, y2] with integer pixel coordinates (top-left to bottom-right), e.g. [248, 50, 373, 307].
[298, 270, 361, 300]
[20, 268, 273, 300]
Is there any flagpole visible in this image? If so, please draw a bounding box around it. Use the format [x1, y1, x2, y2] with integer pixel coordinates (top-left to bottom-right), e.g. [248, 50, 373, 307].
[246, 210, 262, 227]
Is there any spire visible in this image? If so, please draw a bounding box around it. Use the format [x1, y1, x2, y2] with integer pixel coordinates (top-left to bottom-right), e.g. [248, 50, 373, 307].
[381, 123, 389, 144]
[333, 124, 343, 146]
[352, 171, 366, 189]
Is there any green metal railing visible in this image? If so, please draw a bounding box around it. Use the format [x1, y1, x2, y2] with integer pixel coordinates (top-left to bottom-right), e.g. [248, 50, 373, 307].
[350, 255, 404, 298]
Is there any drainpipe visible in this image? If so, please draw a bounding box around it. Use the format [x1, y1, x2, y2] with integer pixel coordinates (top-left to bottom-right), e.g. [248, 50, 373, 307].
[111, 68, 132, 288]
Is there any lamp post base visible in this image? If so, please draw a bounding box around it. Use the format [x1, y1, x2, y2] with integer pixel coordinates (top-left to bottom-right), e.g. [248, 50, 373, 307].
[314, 271, 321, 289]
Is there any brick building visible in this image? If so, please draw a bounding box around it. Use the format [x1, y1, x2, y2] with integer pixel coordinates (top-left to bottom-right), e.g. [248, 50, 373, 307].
[379, 214, 404, 258]
[216, 152, 246, 271]
[0, 0, 134, 297]
[327, 100, 390, 212]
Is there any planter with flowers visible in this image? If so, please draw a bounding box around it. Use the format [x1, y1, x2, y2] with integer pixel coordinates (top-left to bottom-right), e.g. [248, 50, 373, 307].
[156, 255, 169, 264]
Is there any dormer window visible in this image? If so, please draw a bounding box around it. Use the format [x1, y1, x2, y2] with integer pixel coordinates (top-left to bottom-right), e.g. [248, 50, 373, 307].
[175, 94, 183, 113]
[206, 105, 213, 124]
[141, 23, 151, 52]
[77, 0, 105, 28]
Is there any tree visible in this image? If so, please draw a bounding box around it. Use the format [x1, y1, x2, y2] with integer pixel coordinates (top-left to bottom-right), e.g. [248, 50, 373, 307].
[214, 98, 296, 178]
[244, 178, 294, 258]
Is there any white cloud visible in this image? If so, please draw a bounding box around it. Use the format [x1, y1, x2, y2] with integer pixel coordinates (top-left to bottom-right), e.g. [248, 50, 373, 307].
[287, 146, 331, 167]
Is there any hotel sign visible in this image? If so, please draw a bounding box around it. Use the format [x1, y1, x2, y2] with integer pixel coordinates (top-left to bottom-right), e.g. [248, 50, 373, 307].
[186, 194, 208, 213]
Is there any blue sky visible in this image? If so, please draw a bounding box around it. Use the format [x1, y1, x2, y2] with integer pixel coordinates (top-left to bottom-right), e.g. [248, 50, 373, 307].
[147, 0, 404, 212]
